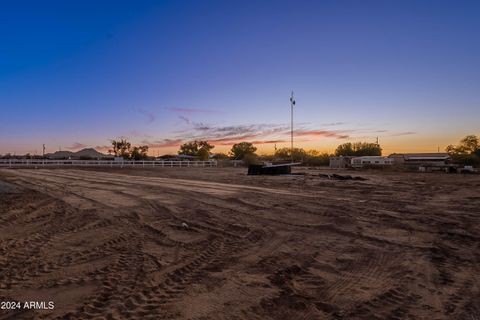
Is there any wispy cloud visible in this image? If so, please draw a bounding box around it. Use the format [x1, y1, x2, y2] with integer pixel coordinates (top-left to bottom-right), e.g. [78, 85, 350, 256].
[250, 139, 288, 144]
[94, 145, 111, 153]
[295, 130, 351, 139]
[169, 107, 220, 114]
[389, 131, 417, 136]
[138, 108, 156, 123]
[142, 122, 358, 150]
[66, 142, 87, 150]
[129, 130, 153, 138]
[140, 139, 184, 148]
[178, 115, 190, 124]
[321, 122, 346, 127]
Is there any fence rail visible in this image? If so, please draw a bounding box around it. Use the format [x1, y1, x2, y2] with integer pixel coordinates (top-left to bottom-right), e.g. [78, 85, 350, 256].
[0, 159, 217, 168]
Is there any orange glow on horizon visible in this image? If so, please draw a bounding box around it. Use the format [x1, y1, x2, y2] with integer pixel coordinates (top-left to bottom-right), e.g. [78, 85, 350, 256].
[144, 133, 468, 157]
[1, 132, 474, 157]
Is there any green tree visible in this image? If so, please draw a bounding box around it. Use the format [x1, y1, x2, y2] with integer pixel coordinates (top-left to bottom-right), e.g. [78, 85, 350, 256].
[334, 143, 354, 156]
[130, 145, 149, 160]
[305, 150, 333, 166]
[446, 135, 480, 166]
[178, 140, 214, 160]
[178, 141, 198, 156]
[335, 142, 382, 156]
[274, 147, 307, 162]
[242, 153, 259, 165]
[197, 148, 210, 161]
[230, 142, 257, 160]
[446, 135, 479, 154]
[211, 153, 229, 160]
[109, 139, 150, 160]
[110, 139, 131, 158]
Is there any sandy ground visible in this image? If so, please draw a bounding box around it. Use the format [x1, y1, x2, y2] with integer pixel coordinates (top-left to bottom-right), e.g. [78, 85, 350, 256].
[0, 167, 479, 320]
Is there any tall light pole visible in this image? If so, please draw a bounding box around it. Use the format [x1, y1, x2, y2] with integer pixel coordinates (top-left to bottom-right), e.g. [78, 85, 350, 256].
[290, 91, 295, 163]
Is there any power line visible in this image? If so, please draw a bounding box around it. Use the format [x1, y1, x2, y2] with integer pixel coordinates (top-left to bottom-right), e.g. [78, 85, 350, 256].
[290, 91, 295, 163]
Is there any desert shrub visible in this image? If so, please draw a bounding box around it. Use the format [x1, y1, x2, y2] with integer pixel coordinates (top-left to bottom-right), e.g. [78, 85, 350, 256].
[335, 142, 381, 156]
[178, 140, 214, 160]
[274, 148, 306, 162]
[230, 142, 257, 160]
[243, 153, 260, 166]
[446, 135, 480, 167]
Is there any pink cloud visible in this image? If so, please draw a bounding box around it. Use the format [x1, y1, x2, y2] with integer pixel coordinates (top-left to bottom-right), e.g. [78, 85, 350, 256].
[94, 145, 111, 153]
[66, 142, 87, 151]
[142, 139, 185, 148]
[294, 130, 351, 139]
[389, 131, 417, 136]
[127, 121, 394, 153]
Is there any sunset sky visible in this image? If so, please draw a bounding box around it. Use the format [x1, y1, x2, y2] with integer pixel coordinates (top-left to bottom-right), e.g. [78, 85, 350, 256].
[1, 0, 479, 156]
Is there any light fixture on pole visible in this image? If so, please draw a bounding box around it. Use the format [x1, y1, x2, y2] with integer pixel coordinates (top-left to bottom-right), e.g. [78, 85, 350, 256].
[289, 91, 295, 163]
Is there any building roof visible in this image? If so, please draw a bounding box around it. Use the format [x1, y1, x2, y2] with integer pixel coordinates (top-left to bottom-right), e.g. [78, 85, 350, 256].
[351, 156, 390, 160]
[389, 153, 450, 160]
[263, 162, 302, 168]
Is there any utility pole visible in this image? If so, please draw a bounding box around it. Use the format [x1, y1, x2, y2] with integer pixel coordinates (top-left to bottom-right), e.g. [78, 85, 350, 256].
[290, 91, 295, 163]
[42, 144, 46, 158]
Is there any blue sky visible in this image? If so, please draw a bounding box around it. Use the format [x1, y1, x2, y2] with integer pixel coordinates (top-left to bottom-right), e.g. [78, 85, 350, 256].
[1, 0, 479, 155]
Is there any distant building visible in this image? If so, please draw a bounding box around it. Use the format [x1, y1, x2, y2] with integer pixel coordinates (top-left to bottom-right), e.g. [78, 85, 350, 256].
[47, 151, 75, 160]
[156, 154, 195, 161]
[351, 156, 394, 168]
[388, 153, 451, 167]
[177, 154, 196, 160]
[329, 156, 354, 168]
[46, 148, 108, 160]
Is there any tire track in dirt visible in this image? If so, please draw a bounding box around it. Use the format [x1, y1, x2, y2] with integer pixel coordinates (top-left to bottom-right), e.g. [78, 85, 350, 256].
[8, 169, 317, 199]
[1, 168, 479, 319]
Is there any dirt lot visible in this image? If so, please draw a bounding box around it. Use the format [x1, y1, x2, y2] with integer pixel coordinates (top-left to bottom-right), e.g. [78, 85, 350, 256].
[0, 167, 479, 319]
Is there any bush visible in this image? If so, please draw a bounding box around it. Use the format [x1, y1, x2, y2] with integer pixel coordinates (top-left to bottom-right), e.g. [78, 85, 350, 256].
[243, 153, 260, 166]
[335, 142, 381, 156]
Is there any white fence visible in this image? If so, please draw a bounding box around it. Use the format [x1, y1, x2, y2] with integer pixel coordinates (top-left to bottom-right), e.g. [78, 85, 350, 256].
[0, 159, 217, 168]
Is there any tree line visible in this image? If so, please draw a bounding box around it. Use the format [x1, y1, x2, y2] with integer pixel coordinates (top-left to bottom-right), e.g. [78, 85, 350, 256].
[109, 139, 149, 160]
[3, 135, 477, 166]
[102, 134, 480, 166]
[446, 135, 480, 166]
[173, 140, 381, 165]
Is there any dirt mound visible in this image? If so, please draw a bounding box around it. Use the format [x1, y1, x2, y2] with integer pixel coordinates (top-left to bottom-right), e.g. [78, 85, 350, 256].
[318, 173, 368, 181]
[0, 180, 22, 193]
